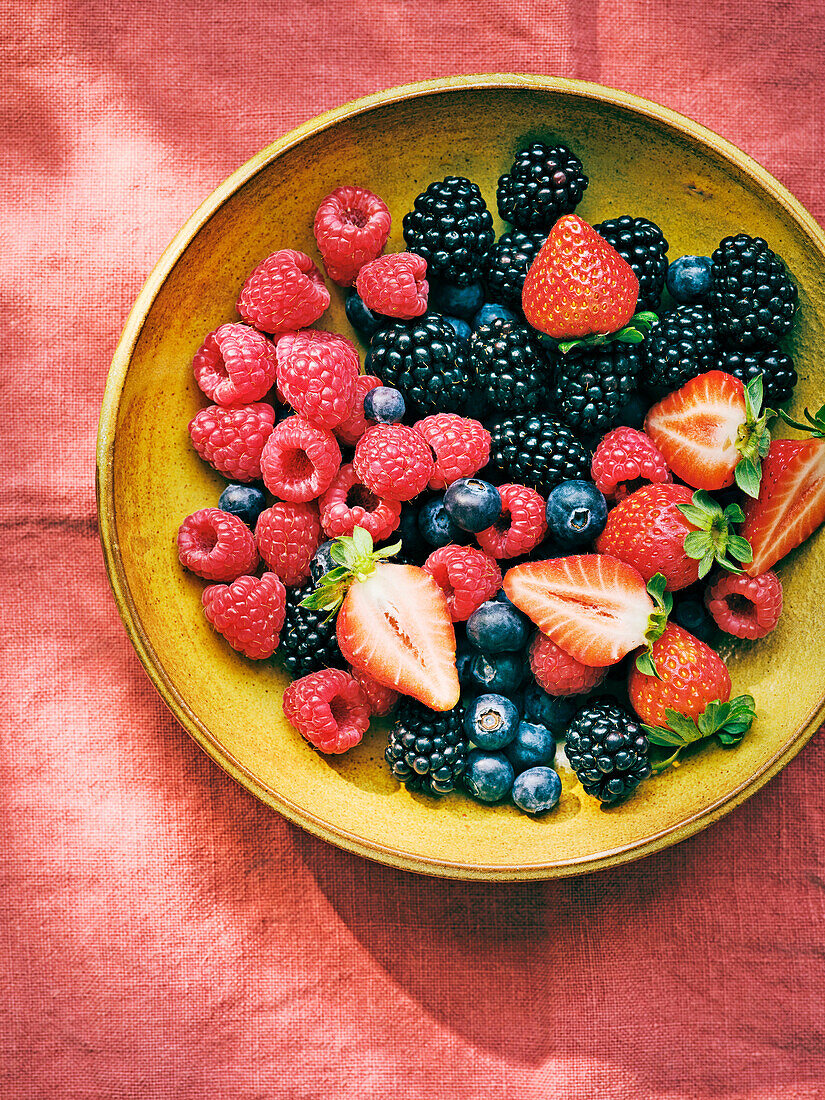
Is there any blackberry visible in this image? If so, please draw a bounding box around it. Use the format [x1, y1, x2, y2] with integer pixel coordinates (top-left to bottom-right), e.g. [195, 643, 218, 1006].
[402, 177, 494, 287]
[710, 234, 797, 348]
[718, 346, 798, 406]
[366, 313, 473, 414]
[484, 228, 547, 308]
[593, 215, 669, 311]
[278, 583, 344, 677]
[497, 143, 588, 230]
[385, 698, 468, 795]
[469, 318, 552, 413]
[489, 414, 591, 494]
[553, 343, 644, 435]
[564, 697, 651, 804]
[641, 304, 718, 395]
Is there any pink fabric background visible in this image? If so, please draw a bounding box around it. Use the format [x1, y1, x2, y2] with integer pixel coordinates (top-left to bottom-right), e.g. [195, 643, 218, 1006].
[3, 2, 825, 1097]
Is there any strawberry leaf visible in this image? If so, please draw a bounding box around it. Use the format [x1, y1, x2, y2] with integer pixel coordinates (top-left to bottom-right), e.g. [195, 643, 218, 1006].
[726, 534, 753, 563]
[635, 650, 660, 679]
[778, 404, 825, 437]
[743, 373, 764, 421]
[553, 311, 658, 355]
[734, 456, 762, 498]
[642, 695, 756, 771]
[678, 491, 754, 574]
[301, 527, 402, 614]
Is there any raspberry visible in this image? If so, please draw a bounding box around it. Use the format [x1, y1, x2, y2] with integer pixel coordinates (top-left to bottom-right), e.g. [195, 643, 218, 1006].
[260, 416, 341, 502]
[177, 508, 258, 581]
[318, 462, 401, 542]
[591, 426, 672, 501]
[705, 571, 783, 640]
[422, 545, 502, 621]
[237, 249, 330, 334]
[256, 501, 321, 586]
[414, 413, 491, 490]
[352, 424, 435, 501]
[355, 253, 428, 319]
[351, 667, 398, 717]
[188, 402, 275, 482]
[202, 572, 286, 660]
[192, 323, 278, 406]
[275, 329, 359, 429]
[313, 185, 392, 286]
[476, 484, 547, 559]
[282, 669, 371, 754]
[529, 633, 607, 696]
[334, 374, 382, 446]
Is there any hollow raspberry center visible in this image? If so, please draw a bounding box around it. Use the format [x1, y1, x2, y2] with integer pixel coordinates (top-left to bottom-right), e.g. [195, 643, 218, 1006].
[342, 208, 367, 228]
[213, 350, 229, 381]
[329, 694, 351, 728]
[284, 448, 313, 481]
[494, 507, 513, 534]
[346, 484, 378, 511]
[726, 593, 755, 616]
[196, 524, 219, 553]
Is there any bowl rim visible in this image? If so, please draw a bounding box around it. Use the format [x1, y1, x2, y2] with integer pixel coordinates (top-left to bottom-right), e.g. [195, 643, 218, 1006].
[97, 72, 825, 880]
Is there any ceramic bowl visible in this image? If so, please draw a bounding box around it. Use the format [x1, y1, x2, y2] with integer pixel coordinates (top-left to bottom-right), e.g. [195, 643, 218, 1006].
[97, 74, 825, 880]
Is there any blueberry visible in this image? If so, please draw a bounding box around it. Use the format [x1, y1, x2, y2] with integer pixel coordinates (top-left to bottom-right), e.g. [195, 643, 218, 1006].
[505, 721, 556, 774]
[545, 480, 608, 549]
[443, 315, 473, 343]
[430, 280, 485, 320]
[456, 639, 477, 687]
[666, 255, 713, 304]
[473, 302, 519, 329]
[218, 483, 266, 528]
[418, 497, 461, 548]
[443, 478, 502, 533]
[465, 693, 520, 750]
[522, 681, 580, 731]
[345, 289, 381, 337]
[363, 386, 406, 423]
[309, 539, 336, 583]
[463, 750, 515, 803]
[469, 652, 525, 694]
[512, 766, 562, 814]
[466, 600, 529, 654]
[673, 597, 716, 644]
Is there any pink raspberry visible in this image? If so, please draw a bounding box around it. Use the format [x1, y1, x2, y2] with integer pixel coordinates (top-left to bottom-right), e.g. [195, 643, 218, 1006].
[177, 508, 258, 581]
[591, 426, 672, 501]
[352, 424, 435, 501]
[476, 483, 547, 559]
[355, 253, 428, 319]
[282, 669, 371, 753]
[351, 667, 398, 717]
[705, 570, 783, 640]
[422, 545, 502, 622]
[256, 501, 321, 586]
[192, 322, 278, 406]
[202, 572, 286, 660]
[335, 374, 382, 446]
[237, 249, 330, 334]
[313, 185, 392, 286]
[529, 632, 607, 696]
[275, 329, 359, 429]
[260, 416, 341, 502]
[319, 463, 401, 542]
[414, 413, 491, 490]
[189, 402, 275, 483]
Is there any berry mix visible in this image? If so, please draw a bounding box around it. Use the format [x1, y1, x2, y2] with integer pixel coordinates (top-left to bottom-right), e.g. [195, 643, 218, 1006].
[177, 144, 825, 817]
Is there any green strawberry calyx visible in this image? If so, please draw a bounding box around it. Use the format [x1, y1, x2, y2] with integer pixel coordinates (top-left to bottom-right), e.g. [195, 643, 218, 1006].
[677, 490, 753, 578]
[642, 694, 757, 773]
[300, 527, 402, 617]
[554, 311, 659, 355]
[777, 401, 825, 437]
[634, 573, 672, 679]
[734, 374, 775, 498]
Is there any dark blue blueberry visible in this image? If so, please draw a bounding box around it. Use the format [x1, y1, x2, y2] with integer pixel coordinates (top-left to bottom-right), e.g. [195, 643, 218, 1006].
[545, 480, 608, 549]
[473, 303, 519, 329]
[512, 766, 562, 814]
[469, 652, 525, 694]
[465, 693, 520, 750]
[443, 315, 473, 344]
[363, 386, 406, 423]
[505, 721, 556, 774]
[218, 483, 267, 528]
[456, 638, 477, 687]
[443, 478, 502, 533]
[522, 681, 580, 731]
[345, 289, 381, 338]
[466, 600, 529, 654]
[673, 597, 716, 644]
[418, 497, 461, 548]
[430, 280, 485, 320]
[310, 539, 336, 583]
[463, 750, 515, 803]
[666, 255, 713, 305]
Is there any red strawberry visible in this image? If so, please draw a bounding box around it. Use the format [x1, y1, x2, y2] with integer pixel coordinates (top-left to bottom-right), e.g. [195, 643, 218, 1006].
[521, 214, 640, 341]
[503, 554, 668, 668]
[628, 623, 731, 726]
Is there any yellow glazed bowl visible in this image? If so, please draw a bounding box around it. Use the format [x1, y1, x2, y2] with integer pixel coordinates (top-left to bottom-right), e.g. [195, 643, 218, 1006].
[97, 74, 825, 880]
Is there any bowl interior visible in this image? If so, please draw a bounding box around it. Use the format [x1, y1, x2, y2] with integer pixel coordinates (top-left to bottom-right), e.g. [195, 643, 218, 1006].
[100, 77, 825, 878]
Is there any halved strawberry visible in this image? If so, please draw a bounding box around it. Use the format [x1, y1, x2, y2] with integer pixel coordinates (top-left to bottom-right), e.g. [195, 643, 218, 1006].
[503, 554, 669, 668]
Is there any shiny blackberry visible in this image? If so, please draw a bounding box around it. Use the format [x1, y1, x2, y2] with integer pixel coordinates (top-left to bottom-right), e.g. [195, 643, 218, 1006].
[385, 698, 468, 795]
[366, 313, 473, 414]
[553, 343, 644, 434]
[469, 318, 552, 413]
[278, 583, 344, 677]
[642, 305, 718, 395]
[593, 215, 669, 311]
[710, 234, 797, 348]
[484, 228, 547, 308]
[402, 177, 495, 286]
[489, 414, 591, 494]
[564, 697, 651, 804]
[718, 346, 798, 406]
[497, 143, 588, 230]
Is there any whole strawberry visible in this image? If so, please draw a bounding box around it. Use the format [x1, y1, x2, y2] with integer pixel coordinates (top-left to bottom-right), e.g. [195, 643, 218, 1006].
[628, 623, 731, 726]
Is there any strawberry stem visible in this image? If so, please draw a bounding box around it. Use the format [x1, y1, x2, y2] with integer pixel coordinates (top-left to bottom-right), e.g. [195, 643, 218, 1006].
[635, 573, 672, 678]
[734, 374, 774, 498]
[677, 490, 753, 578]
[643, 694, 756, 772]
[555, 311, 658, 355]
[300, 527, 402, 614]
[778, 402, 825, 437]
